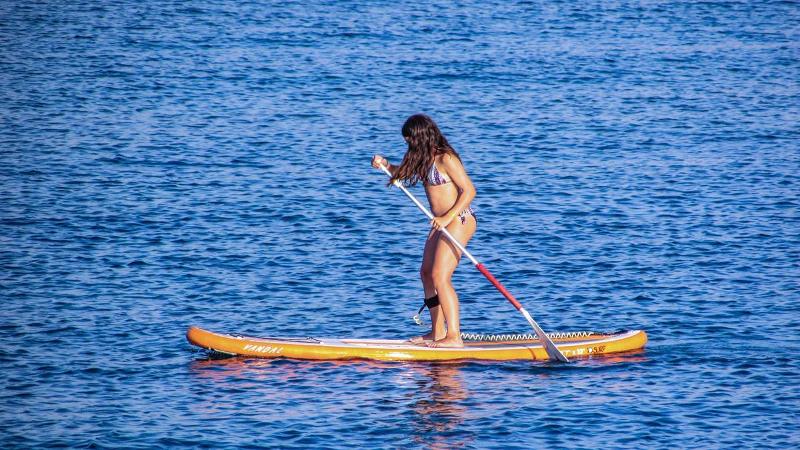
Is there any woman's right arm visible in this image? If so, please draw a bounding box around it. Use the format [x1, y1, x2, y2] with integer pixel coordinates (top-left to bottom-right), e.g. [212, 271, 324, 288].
[371, 154, 397, 175]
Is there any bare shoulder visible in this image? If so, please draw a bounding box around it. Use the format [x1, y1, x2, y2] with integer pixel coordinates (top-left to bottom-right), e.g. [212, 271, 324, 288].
[439, 152, 463, 171]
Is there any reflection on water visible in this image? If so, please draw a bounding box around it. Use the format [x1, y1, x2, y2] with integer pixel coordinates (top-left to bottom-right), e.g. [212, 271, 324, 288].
[583, 350, 650, 366]
[189, 356, 477, 448]
[408, 364, 472, 449]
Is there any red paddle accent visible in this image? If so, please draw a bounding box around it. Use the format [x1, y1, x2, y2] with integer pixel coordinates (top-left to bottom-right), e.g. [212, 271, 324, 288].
[476, 263, 523, 311]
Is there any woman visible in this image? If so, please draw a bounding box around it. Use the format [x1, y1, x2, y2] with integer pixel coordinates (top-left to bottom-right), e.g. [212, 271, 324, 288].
[371, 114, 477, 348]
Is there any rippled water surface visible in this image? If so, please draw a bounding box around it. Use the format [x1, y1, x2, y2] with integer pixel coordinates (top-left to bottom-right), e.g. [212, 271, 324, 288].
[2, 0, 799, 448]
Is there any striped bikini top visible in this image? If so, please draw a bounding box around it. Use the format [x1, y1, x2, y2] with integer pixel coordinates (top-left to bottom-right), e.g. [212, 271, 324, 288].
[426, 162, 450, 186]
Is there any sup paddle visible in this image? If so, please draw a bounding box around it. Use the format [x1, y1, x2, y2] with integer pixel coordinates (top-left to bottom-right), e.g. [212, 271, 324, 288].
[378, 164, 569, 362]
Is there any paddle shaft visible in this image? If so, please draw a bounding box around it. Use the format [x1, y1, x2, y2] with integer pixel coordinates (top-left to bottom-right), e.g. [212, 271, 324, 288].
[378, 164, 569, 362]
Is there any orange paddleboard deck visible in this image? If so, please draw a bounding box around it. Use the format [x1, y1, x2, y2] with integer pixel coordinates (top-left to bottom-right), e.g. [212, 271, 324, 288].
[187, 326, 647, 362]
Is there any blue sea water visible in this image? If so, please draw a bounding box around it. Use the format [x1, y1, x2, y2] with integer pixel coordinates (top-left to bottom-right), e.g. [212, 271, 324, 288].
[1, 0, 799, 448]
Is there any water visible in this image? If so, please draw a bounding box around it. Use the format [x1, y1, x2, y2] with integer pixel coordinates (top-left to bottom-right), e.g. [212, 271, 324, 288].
[1, 0, 799, 448]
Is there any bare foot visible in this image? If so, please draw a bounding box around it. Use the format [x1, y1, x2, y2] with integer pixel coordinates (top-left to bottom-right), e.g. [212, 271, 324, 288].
[409, 330, 447, 345]
[408, 332, 434, 344]
[426, 336, 464, 348]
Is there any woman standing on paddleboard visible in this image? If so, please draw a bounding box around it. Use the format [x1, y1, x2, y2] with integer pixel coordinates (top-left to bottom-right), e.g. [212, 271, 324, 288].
[372, 114, 477, 348]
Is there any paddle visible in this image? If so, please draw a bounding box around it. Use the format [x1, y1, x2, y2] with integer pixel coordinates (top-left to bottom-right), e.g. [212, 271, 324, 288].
[378, 164, 569, 362]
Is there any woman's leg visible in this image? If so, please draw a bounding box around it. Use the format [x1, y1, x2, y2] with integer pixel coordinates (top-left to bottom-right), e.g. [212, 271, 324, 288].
[427, 214, 476, 348]
[409, 228, 446, 343]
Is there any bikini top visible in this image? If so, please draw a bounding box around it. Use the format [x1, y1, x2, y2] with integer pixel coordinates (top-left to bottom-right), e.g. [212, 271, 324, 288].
[426, 162, 450, 186]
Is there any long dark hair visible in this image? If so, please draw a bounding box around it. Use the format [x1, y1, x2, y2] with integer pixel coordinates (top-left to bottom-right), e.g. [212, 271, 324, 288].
[389, 114, 462, 186]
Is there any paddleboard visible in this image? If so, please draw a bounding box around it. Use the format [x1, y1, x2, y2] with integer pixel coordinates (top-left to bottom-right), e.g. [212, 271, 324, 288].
[187, 326, 647, 362]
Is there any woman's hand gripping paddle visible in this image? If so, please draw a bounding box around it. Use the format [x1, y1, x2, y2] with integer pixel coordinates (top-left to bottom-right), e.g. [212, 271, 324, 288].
[378, 164, 569, 362]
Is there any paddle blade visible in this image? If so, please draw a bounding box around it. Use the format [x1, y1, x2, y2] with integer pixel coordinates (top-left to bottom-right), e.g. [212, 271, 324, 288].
[520, 308, 569, 362]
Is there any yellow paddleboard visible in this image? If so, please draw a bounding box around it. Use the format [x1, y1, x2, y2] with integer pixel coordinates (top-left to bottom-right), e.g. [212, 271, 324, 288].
[187, 326, 647, 362]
